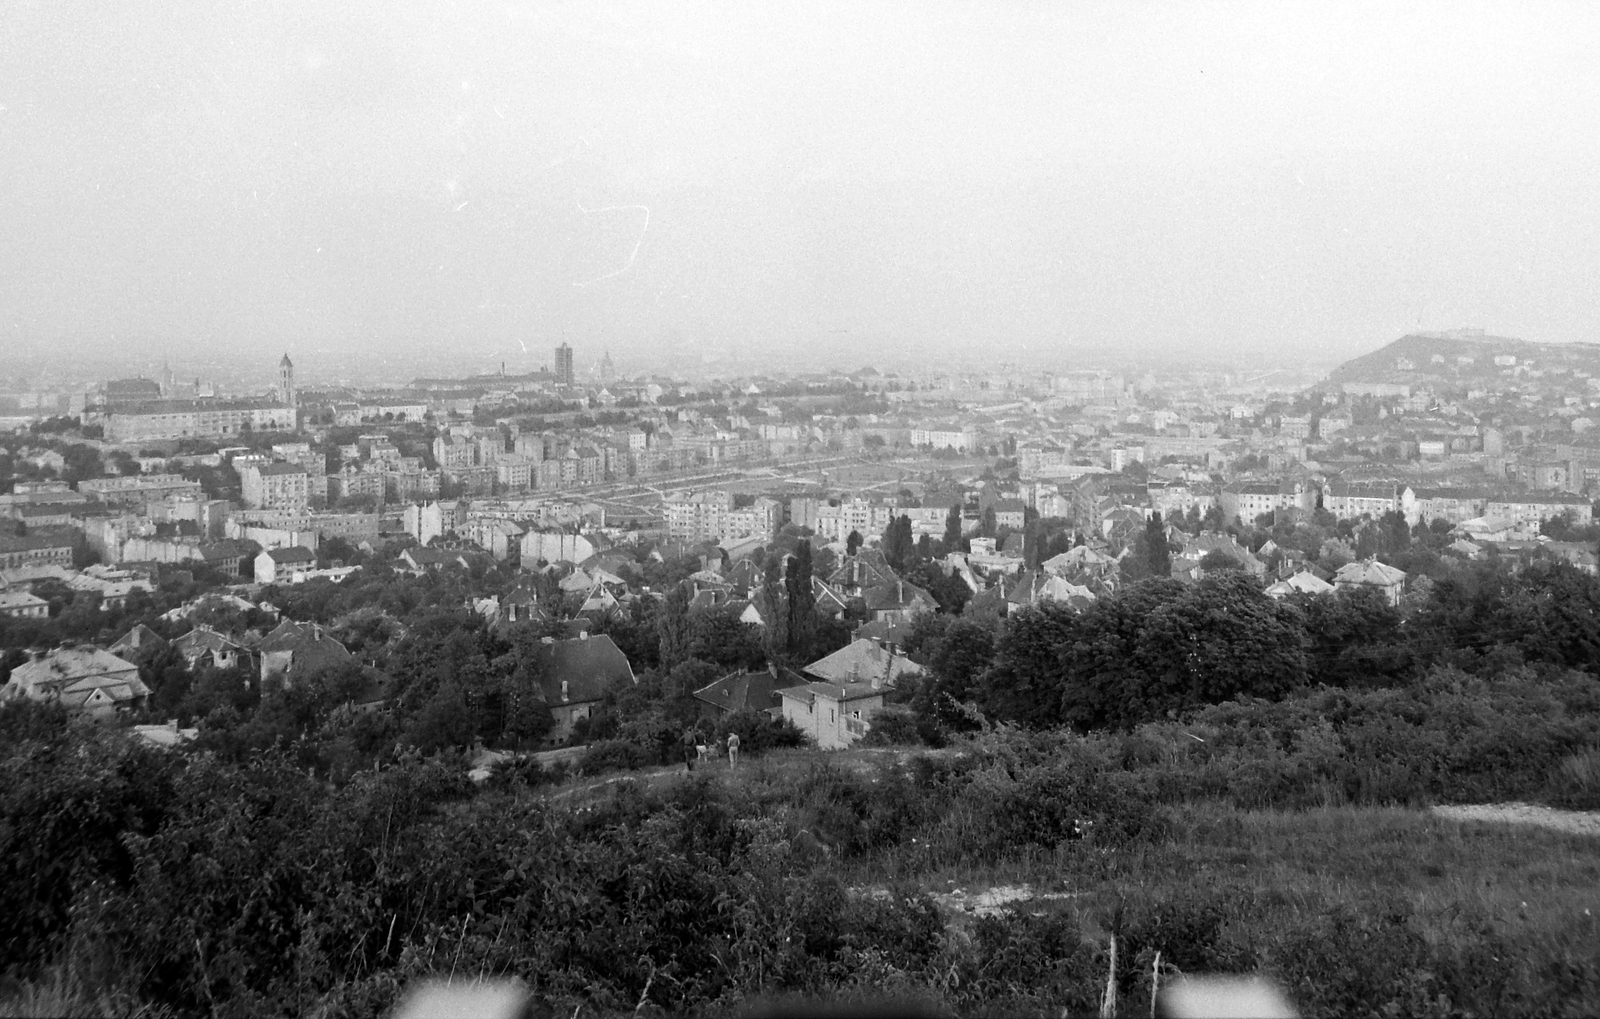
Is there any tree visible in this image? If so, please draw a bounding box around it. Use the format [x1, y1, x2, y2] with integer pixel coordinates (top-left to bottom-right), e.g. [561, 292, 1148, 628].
[1129, 573, 1308, 718]
[1146, 512, 1171, 577]
[784, 542, 816, 657]
[846, 530, 863, 557]
[657, 584, 693, 671]
[759, 557, 787, 659]
[943, 503, 963, 548]
[882, 515, 913, 573]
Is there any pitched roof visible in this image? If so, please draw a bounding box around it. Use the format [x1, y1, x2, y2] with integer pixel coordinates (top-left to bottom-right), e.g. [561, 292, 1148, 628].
[110, 623, 168, 654]
[265, 545, 317, 564]
[693, 666, 806, 714]
[780, 679, 886, 704]
[1334, 559, 1407, 587]
[862, 580, 936, 614]
[527, 633, 634, 705]
[803, 638, 925, 686]
[5, 646, 143, 701]
[174, 626, 244, 656]
[0, 590, 48, 612]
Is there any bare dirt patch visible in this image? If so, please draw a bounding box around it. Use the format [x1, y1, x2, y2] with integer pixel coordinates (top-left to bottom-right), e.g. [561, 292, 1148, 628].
[1432, 802, 1600, 837]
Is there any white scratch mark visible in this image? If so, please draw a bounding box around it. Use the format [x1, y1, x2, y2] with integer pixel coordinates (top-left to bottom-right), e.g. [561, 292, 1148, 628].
[455, 201, 470, 212]
[572, 201, 650, 287]
[493, 105, 506, 119]
[516, 338, 528, 353]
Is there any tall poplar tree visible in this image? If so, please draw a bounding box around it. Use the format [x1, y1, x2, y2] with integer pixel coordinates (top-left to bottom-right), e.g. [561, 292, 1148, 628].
[785, 542, 816, 656]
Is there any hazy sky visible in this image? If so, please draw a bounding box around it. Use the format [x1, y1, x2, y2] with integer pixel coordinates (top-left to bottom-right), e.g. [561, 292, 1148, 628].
[2, 1, 1597, 373]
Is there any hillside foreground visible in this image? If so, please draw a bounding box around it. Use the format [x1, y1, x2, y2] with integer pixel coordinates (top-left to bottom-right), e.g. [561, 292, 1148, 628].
[6, 733, 1600, 1019]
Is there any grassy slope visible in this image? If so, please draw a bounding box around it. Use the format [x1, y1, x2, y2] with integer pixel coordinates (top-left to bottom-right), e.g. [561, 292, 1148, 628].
[573, 748, 1600, 1015]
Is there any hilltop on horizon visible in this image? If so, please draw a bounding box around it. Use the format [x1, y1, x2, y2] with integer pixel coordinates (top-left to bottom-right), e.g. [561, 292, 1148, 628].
[1324, 329, 1600, 391]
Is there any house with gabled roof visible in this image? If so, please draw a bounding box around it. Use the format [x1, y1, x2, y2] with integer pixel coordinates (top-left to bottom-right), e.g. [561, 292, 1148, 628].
[172, 625, 246, 671]
[110, 623, 168, 660]
[2, 646, 149, 718]
[255, 545, 316, 585]
[258, 618, 355, 685]
[779, 674, 889, 750]
[693, 661, 806, 721]
[525, 632, 635, 744]
[0, 589, 49, 618]
[1005, 570, 1095, 614]
[400, 547, 474, 574]
[1265, 570, 1336, 599]
[1333, 558, 1407, 607]
[803, 637, 925, 688]
[862, 579, 937, 625]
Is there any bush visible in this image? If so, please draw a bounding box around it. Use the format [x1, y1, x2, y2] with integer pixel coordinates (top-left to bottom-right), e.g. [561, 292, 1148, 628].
[577, 739, 657, 774]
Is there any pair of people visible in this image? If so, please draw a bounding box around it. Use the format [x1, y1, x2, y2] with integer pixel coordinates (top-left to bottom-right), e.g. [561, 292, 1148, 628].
[681, 730, 740, 771]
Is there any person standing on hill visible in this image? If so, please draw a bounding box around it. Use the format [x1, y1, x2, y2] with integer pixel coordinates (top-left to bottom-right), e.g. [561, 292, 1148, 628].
[682, 729, 697, 772]
[727, 731, 740, 769]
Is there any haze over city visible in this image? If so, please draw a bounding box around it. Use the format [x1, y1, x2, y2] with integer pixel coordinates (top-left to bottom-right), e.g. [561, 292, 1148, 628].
[5, 1, 1598, 375]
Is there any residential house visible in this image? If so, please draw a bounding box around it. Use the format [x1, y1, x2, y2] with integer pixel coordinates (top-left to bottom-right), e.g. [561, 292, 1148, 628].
[779, 676, 888, 750]
[0, 589, 49, 618]
[1005, 570, 1096, 614]
[692, 662, 807, 720]
[861, 579, 938, 625]
[1, 646, 149, 718]
[109, 623, 168, 660]
[1190, 533, 1266, 578]
[525, 633, 635, 744]
[255, 545, 317, 584]
[258, 618, 355, 685]
[400, 547, 474, 573]
[1333, 559, 1407, 607]
[1264, 570, 1336, 599]
[172, 625, 246, 671]
[802, 637, 926, 688]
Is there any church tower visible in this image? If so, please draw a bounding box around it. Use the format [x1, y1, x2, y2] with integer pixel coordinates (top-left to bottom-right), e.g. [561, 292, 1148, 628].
[278, 353, 296, 407]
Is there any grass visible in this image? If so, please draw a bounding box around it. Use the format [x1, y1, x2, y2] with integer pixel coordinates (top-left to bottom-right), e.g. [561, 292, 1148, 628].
[554, 749, 1600, 1016]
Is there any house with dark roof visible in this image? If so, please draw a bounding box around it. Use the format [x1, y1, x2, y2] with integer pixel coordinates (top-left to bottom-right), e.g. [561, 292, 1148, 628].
[525, 632, 635, 744]
[861, 579, 938, 625]
[172, 625, 246, 671]
[258, 618, 355, 685]
[692, 662, 806, 721]
[109, 623, 169, 661]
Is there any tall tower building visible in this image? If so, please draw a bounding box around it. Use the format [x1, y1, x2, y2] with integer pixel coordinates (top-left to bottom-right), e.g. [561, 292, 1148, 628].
[278, 353, 297, 407]
[554, 343, 574, 387]
[600, 350, 616, 384]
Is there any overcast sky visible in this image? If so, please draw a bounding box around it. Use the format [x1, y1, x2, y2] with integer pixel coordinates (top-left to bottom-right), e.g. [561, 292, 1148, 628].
[2, 1, 1597, 373]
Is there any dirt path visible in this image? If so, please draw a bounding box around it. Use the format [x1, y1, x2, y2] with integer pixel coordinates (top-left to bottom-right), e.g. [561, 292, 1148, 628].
[1432, 802, 1600, 837]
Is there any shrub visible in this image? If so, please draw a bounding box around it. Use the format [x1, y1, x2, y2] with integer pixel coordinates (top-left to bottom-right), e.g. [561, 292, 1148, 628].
[577, 739, 656, 774]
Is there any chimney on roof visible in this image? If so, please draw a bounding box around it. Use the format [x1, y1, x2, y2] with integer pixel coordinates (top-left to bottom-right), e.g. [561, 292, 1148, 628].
[768, 660, 778, 678]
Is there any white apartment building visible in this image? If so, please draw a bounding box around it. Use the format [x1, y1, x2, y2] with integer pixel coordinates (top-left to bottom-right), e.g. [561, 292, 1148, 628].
[239, 462, 311, 513]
